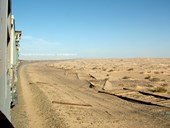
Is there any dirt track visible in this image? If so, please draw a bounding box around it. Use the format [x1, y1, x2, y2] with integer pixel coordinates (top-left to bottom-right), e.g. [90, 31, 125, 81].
[11, 60, 170, 128]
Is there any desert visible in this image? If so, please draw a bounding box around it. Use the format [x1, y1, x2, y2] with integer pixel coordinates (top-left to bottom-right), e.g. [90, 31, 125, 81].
[11, 58, 170, 128]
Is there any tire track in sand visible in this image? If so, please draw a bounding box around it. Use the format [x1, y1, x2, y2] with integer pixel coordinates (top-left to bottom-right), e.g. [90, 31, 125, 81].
[19, 65, 44, 128]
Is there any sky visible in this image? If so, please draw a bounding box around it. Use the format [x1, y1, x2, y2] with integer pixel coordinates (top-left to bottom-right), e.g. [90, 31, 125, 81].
[13, 0, 170, 59]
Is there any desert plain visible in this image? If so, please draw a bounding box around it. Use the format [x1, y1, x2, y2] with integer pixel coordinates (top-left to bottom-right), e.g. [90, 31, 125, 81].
[11, 58, 170, 128]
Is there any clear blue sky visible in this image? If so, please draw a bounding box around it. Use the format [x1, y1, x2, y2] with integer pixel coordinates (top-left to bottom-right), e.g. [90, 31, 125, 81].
[13, 0, 170, 59]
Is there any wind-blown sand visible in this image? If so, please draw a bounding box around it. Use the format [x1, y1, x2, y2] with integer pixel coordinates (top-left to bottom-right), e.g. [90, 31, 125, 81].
[11, 59, 170, 128]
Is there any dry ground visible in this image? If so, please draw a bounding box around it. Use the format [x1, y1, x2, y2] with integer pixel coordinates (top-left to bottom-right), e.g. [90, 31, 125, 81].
[11, 59, 170, 128]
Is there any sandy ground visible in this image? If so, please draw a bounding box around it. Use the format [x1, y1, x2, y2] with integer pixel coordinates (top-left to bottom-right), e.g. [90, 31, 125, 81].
[11, 59, 170, 128]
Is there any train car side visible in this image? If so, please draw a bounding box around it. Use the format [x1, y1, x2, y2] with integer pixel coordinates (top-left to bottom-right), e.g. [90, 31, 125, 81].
[0, 0, 21, 121]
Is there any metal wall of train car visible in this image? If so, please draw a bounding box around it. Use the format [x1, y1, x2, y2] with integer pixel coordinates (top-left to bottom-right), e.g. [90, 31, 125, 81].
[0, 0, 12, 120]
[10, 17, 22, 107]
[9, 16, 16, 107]
[11, 16, 20, 67]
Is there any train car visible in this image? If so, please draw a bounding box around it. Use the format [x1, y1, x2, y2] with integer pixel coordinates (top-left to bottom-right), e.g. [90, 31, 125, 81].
[0, 0, 21, 122]
[10, 16, 22, 108]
